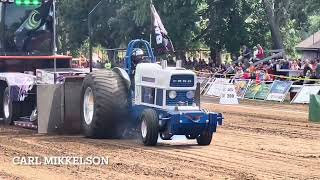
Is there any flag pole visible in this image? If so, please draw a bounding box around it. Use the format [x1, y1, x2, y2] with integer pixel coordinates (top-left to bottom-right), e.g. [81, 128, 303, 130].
[149, 0, 153, 46]
[53, 0, 57, 84]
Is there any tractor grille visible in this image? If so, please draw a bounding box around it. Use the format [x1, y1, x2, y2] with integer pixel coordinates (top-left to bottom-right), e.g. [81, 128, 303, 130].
[166, 91, 194, 106]
[170, 75, 195, 87]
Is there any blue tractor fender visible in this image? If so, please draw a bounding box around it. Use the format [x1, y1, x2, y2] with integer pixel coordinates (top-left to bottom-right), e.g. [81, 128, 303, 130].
[0, 73, 36, 101]
[112, 67, 131, 89]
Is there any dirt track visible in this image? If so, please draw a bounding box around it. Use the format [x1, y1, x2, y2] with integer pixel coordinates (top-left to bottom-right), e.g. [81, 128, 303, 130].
[0, 101, 319, 180]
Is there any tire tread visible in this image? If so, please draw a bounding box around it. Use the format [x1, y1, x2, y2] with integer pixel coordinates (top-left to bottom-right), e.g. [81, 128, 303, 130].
[81, 70, 129, 138]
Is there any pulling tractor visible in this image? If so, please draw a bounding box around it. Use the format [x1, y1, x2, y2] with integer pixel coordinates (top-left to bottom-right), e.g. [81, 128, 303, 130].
[81, 39, 223, 146]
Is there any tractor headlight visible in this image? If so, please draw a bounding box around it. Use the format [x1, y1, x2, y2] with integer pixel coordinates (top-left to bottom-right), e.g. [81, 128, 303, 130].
[168, 91, 177, 99]
[186, 91, 195, 99]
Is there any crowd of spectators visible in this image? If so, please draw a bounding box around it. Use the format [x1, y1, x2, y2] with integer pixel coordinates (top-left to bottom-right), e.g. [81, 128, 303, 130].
[183, 47, 320, 84]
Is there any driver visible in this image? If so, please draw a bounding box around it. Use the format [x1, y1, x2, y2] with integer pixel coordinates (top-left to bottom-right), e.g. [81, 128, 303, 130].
[131, 48, 144, 70]
[130, 48, 144, 90]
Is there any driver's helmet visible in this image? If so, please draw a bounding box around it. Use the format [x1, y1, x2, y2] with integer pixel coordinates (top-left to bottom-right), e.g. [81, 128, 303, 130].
[132, 48, 144, 65]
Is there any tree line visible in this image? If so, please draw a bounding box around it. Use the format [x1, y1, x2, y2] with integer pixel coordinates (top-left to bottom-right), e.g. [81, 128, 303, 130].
[57, 0, 320, 64]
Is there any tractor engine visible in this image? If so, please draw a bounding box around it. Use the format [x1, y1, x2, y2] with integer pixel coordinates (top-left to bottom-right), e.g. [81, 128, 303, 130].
[134, 62, 198, 111]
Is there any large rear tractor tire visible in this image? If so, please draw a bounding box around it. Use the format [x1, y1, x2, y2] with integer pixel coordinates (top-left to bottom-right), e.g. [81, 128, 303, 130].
[81, 70, 129, 139]
[140, 109, 159, 146]
[3, 87, 21, 125]
[196, 131, 213, 146]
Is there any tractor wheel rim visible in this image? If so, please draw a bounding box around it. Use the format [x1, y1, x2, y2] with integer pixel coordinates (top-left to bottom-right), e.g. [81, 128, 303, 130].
[141, 119, 147, 139]
[83, 87, 94, 125]
[3, 92, 10, 119]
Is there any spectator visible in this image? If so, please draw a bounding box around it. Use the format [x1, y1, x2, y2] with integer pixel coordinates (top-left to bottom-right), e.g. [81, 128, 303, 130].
[304, 69, 313, 84]
[303, 60, 313, 76]
[192, 58, 198, 70]
[256, 44, 265, 60]
[234, 66, 244, 79]
[80, 55, 88, 68]
[297, 59, 302, 68]
[253, 46, 258, 61]
[248, 63, 256, 79]
[274, 60, 281, 75]
[242, 70, 251, 79]
[225, 64, 235, 75]
[265, 61, 274, 74]
[316, 59, 320, 79]
[311, 60, 317, 72]
[301, 59, 308, 69]
[240, 44, 252, 68]
[183, 51, 314, 83]
[263, 69, 272, 81]
[290, 60, 300, 70]
[281, 60, 290, 69]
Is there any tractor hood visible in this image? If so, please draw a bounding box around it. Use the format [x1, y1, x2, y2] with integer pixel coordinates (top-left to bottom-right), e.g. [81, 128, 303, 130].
[135, 63, 196, 90]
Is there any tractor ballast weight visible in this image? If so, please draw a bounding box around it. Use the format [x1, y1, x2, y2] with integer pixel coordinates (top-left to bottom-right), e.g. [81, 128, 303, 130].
[80, 39, 223, 146]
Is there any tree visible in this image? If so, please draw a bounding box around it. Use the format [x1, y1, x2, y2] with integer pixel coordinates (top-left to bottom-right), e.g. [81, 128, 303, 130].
[202, 0, 254, 64]
[260, 0, 317, 54]
[57, 0, 202, 59]
[56, 0, 320, 60]
[261, 0, 285, 50]
[202, 0, 229, 65]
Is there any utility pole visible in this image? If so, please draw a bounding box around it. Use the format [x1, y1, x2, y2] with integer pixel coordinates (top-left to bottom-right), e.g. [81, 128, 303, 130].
[88, 0, 104, 73]
[53, 0, 57, 83]
[88, 17, 92, 72]
[149, 0, 153, 46]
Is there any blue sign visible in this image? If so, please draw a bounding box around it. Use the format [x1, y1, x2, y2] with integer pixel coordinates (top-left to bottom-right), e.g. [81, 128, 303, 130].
[267, 80, 293, 102]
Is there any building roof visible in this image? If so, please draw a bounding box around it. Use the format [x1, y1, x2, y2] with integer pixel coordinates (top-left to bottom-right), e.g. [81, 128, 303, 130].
[296, 31, 320, 51]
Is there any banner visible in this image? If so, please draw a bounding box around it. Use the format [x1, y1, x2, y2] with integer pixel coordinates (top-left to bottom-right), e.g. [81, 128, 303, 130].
[197, 77, 207, 84]
[203, 78, 216, 95]
[254, 82, 273, 100]
[200, 78, 213, 95]
[205, 78, 230, 97]
[233, 79, 251, 99]
[219, 83, 239, 105]
[151, 4, 174, 55]
[244, 82, 261, 99]
[266, 80, 293, 102]
[291, 85, 320, 104]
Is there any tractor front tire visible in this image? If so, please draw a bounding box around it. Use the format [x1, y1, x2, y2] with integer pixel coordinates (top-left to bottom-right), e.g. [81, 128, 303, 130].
[3, 87, 21, 125]
[81, 70, 129, 139]
[196, 131, 213, 146]
[140, 109, 159, 146]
